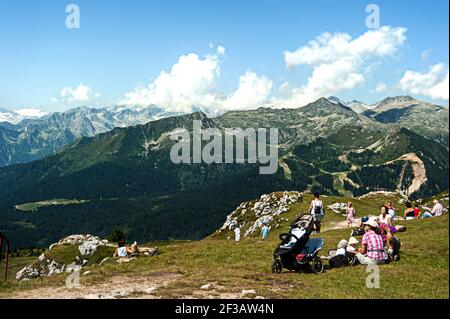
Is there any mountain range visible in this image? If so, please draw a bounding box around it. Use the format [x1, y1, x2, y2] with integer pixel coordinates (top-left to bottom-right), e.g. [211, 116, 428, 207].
[0, 105, 184, 166]
[0, 96, 448, 249]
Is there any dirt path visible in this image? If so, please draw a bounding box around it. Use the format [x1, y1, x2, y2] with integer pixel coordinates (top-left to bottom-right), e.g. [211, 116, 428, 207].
[322, 220, 353, 233]
[11, 272, 182, 299]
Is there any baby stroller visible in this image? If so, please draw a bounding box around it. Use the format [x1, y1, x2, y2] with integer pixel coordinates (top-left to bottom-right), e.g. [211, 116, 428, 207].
[272, 214, 325, 274]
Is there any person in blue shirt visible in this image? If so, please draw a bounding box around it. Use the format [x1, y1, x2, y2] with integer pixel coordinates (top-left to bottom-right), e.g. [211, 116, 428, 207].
[261, 222, 270, 240]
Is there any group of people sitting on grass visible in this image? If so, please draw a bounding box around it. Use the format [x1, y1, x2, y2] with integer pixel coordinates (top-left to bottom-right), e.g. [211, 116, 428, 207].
[334, 198, 446, 266]
[330, 214, 404, 267]
[404, 200, 445, 220]
[346, 199, 445, 227]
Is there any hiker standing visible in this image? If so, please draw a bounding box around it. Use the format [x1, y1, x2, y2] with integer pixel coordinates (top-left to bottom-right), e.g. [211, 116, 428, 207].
[261, 223, 270, 240]
[298, 192, 303, 204]
[234, 226, 241, 242]
[309, 192, 325, 233]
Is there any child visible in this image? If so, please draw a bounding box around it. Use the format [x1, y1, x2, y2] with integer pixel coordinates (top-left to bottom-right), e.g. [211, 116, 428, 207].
[261, 223, 270, 240]
[347, 237, 359, 254]
[346, 202, 356, 228]
[336, 240, 348, 255]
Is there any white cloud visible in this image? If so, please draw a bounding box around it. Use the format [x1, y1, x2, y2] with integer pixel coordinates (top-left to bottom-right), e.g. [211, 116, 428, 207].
[280, 26, 407, 107]
[119, 53, 221, 112]
[222, 71, 272, 110]
[400, 63, 449, 101]
[217, 45, 226, 55]
[54, 83, 100, 103]
[421, 49, 432, 61]
[374, 82, 388, 93]
[15, 108, 48, 118]
[119, 52, 272, 113]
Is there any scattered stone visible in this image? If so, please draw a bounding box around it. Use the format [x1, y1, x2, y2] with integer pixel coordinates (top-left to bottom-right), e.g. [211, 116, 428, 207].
[201, 284, 212, 290]
[66, 262, 82, 273]
[99, 257, 110, 266]
[144, 287, 157, 294]
[241, 289, 257, 296]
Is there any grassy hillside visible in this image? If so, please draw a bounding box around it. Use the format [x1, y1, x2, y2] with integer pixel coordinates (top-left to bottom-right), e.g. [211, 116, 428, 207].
[1, 192, 448, 299]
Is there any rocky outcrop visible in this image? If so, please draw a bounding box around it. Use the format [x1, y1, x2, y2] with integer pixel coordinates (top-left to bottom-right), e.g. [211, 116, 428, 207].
[16, 234, 110, 281]
[50, 234, 109, 255]
[218, 191, 300, 238]
[16, 254, 65, 281]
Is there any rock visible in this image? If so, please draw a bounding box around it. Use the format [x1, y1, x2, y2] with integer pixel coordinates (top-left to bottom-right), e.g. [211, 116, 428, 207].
[66, 262, 82, 273]
[241, 289, 256, 296]
[255, 296, 265, 299]
[144, 287, 157, 294]
[38, 254, 45, 262]
[16, 265, 39, 281]
[99, 257, 110, 265]
[201, 284, 212, 290]
[83, 271, 92, 276]
[78, 236, 105, 256]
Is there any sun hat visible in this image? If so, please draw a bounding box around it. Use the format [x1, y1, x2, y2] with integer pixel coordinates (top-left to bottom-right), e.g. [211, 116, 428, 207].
[363, 218, 379, 228]
[338, 239, 348, 249]
[348, 237, 359, 245]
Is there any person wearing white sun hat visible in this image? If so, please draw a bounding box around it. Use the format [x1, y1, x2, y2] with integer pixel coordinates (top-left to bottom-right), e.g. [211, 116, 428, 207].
[347, 237, 359, 254]
[354, 218, 387, 265]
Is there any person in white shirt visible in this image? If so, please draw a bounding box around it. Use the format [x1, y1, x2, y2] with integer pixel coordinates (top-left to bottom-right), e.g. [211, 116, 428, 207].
[309, 192, 325, 233]
[234, 226, 241, 242]
[388, 202, 396, 222]
[335, 239, 348, 256]
[423, 200, 444, 218]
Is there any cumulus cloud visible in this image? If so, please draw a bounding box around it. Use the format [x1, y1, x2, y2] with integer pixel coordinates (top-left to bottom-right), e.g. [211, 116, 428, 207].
[400, 63, 449, 101]
[222, 71, 272, 110]
[119, 53, 221, 112]
[15, 108, 48, 118]
[421, 49, 432, 61]
[119, 51, 272, 113]
[53, 83, 100, 103]
[374, 82, 388, 93]
[280, 26, 407, 107]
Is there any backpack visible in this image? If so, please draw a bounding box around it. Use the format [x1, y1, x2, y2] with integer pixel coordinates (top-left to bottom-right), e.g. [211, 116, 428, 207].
[329, 254, 349, 268]
[312, 200, 324, 216]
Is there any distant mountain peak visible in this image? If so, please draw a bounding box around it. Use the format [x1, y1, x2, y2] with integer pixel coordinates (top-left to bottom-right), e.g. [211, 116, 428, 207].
[377, 95, 417, 106]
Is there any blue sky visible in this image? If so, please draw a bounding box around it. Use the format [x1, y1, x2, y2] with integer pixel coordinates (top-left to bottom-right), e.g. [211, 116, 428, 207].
[0, 0, 448, 114]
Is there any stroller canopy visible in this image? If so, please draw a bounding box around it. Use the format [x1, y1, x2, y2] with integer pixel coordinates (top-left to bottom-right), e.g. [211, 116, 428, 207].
[300, 238, 324, 255]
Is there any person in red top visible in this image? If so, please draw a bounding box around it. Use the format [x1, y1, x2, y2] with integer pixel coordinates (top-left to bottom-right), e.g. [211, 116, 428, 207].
[355, 218, 387, 265]
[414, 204, 421, 219]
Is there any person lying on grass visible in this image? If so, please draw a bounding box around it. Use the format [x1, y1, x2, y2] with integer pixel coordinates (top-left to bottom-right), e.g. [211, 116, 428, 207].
[113, 240, 131, 258]
[114, 240, 158, 258]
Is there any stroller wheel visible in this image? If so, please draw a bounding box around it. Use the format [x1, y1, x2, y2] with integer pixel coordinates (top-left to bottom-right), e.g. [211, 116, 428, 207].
[311, 259, 324, 274]
[272, 260, 282, 274]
